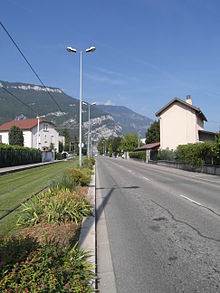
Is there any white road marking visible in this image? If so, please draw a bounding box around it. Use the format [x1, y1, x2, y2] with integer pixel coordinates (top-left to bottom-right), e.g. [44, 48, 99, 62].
[143, 176, 151, 182]
[179, 194, 202, 206]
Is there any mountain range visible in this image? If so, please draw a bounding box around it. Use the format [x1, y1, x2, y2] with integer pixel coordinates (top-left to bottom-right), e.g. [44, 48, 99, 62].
[0, 80, 152, 144]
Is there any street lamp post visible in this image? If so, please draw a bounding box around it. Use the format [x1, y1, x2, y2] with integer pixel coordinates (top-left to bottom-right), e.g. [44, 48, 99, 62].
[36, 116, 40, 149]
[83, 101, 96, 159]
[88, 102, 96, 159]
[66, 46, 95, 167]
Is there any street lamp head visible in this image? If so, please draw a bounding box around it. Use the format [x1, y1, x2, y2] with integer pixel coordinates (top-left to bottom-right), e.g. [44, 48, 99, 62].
[86, 46, 96, 53]
[82, 102, 87, 106]
[91, 102, 96, 106]
[66, 46, 77, 53]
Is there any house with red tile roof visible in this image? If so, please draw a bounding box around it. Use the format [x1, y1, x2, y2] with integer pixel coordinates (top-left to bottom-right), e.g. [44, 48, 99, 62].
[0, 118, 59, 151]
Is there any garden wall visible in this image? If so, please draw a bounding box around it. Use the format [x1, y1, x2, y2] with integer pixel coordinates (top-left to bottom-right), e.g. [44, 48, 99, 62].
[149, 160, 220, 176]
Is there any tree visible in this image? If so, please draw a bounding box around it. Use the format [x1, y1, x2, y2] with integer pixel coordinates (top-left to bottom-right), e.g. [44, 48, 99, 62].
[9, 126, 24, 146]
[62, 128, 70, 151]
[59, 141, 64, 153]
[97, 137, 107, 155]
[145, 120, 160, 144]
[107, 136, 122, 155]
[120, 133, 138, 152]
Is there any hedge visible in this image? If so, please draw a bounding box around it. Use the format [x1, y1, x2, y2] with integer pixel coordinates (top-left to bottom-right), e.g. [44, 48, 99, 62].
[0, 144, 42, 167]
[129, 151, 146, 161]
[176, 142, 220, 167]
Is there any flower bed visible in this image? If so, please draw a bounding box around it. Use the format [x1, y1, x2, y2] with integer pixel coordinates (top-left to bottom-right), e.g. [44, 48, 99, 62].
[0, 158, 96, 292]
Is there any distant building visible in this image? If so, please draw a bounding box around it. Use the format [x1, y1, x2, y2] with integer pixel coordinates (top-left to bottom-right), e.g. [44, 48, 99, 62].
[134, 142, 160, 162]
[155, 96, 216, 150]
[0, 118, 59, 151]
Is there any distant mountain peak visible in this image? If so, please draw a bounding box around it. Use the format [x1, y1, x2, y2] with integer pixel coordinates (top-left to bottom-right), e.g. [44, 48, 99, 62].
[97, 104, 153, 137]
[1, 80, 62, 94]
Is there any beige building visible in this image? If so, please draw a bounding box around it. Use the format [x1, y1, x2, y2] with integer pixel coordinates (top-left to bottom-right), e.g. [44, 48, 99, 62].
[156, 96, 208, 150]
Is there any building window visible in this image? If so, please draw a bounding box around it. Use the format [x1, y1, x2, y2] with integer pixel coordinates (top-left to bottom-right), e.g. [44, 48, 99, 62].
[43, 124, 48, 131]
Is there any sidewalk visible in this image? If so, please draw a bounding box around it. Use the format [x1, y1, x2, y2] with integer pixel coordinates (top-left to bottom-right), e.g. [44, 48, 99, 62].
[0, 160, 64, 175]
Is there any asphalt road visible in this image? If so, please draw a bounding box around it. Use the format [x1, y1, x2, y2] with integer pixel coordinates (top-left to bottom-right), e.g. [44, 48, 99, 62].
[96, 156, 220, 293]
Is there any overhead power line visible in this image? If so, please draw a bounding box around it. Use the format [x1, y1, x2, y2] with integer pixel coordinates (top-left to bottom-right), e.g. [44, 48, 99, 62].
[0, 20, 63, 112]
[1, 86, 38, 115]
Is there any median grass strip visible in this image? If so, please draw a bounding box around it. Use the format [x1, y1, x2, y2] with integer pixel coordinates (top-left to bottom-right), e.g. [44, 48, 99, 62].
[0, 159, 77, 237]
[0, 157, 96, 292]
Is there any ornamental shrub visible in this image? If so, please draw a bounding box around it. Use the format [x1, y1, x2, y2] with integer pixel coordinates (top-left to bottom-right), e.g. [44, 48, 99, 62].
[17, 188, 91, 227]
[176, 142, 217, 167]
[0, 240, 95, 292]
[129, 151, 146, 161]
[157, 148, 177, 161]
[82, 157, 95, 170]
[66, 168, 92, 186]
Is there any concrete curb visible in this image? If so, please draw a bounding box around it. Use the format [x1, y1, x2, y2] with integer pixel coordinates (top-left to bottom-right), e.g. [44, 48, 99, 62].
[79, 165, 96, 289]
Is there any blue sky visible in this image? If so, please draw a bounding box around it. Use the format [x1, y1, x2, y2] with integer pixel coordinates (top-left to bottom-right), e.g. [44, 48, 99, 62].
[1, 0, 220, 131]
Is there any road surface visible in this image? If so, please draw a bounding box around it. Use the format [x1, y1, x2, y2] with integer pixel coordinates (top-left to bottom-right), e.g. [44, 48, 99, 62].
[96, 156, 220, 293]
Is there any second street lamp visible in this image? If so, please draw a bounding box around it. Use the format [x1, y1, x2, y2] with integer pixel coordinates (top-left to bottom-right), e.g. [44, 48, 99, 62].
[83, 101, 96, 159]
[66, 45, 96, 167]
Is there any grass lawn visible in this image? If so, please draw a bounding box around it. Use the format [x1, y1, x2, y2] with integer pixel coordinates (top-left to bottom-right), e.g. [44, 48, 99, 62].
[0, 159, 78, 237]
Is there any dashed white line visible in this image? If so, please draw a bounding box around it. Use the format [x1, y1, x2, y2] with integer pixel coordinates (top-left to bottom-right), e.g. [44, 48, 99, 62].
[179, 194, 202, 206]
[179, 194, 220, 217]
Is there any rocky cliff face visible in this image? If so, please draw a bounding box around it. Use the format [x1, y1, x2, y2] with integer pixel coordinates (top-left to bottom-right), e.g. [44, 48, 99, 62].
[0, 80, 123, 145]
[97, 105, 153, 137]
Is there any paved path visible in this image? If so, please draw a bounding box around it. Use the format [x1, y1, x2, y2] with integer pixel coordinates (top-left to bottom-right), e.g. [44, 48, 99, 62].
[0, 160, 64, 175]
[96, 156, 220, 293]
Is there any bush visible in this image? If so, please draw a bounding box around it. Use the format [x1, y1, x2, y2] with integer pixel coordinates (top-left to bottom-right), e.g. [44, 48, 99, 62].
[176, 142, 217, 167]
[82, 157, 95, 170]
[50, 173, 76, 191]
[157, 148, 177, 161]
[0, 144, 41, 167]
[17, 188, 91, 226]
[129, 151, 146, 161]
[0, 240, 95, 292]
[67, 168, 92, 186]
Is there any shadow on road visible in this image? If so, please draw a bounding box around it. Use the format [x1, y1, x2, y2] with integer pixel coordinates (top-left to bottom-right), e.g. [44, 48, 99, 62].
[96, 185, 140, 223]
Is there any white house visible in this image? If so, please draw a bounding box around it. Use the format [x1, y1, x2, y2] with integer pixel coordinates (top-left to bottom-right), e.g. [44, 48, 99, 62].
[0, 118, 59, 151]
[155, 96, 213, 150]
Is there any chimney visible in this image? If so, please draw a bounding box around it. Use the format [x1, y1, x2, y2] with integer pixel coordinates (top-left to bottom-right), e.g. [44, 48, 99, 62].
[186, 95, 192, 105]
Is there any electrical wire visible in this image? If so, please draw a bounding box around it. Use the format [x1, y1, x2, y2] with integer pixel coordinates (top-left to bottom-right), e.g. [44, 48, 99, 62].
[1, 86, 38, 115]
[0, 20, 63, 112]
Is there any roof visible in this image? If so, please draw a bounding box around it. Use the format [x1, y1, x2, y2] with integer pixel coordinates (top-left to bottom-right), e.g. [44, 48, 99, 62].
[0, 118, 54, 132]
[198, 129, 217, 135]
[134, 142, 160, 151]
[155, 97, 207, 121]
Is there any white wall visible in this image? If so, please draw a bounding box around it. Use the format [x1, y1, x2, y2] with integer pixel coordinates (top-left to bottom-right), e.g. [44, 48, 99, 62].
[160, 102, 204, 150]
[0, 122, 59, 152]
[22, 131, 32, 148]
[0, 132, 9, 144]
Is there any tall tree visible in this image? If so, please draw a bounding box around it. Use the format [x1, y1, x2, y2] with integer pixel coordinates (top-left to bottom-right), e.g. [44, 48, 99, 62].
[62, 128, 70, 151]
[97, 137, 107, 155]
[107, 136, 122, 154]
[145, 120, 160, 144]
[9, 126, 24, 146]
[120, 133, 138, 152]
